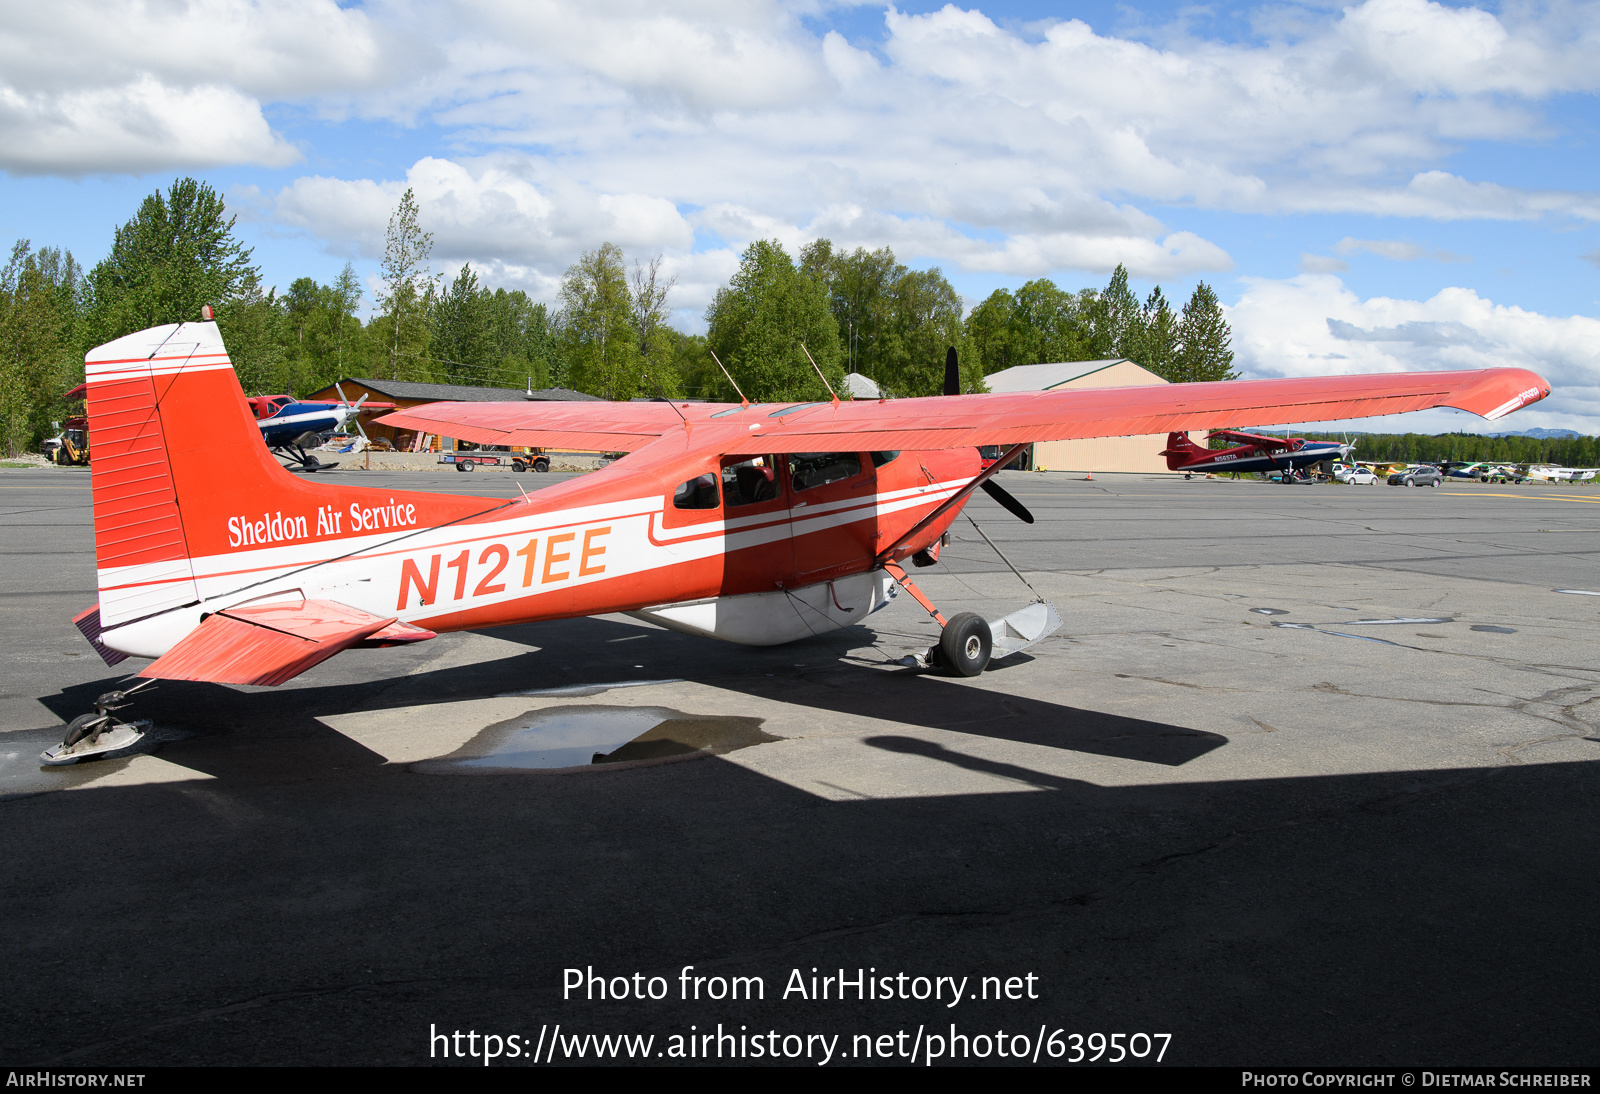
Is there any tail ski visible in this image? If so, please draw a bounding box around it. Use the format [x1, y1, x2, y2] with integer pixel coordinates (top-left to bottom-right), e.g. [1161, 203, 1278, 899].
[81, 320, 497, 679]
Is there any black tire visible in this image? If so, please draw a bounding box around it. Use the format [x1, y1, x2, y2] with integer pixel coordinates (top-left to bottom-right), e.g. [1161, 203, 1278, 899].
[533, 458, 550, 473]
[939, 613, 992, 677]
[456, 460, 474, 472]
[63, 713, 105, 748]
[512, 458, 526, 473]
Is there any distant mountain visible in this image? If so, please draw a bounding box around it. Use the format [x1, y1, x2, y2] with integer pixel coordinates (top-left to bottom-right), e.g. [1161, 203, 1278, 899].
[1487, 428, 1583, 439]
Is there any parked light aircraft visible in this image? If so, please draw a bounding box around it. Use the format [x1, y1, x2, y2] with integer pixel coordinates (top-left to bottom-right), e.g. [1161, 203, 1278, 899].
[247, 387, 396, 471]
[47, 320, 1551, 762]
[1160, 429, 1352, 479]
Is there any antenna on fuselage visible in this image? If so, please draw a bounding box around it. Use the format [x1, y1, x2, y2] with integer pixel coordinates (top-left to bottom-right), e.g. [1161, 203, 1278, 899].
[708, 348, 748, 407]
[800, 343, 839, 405]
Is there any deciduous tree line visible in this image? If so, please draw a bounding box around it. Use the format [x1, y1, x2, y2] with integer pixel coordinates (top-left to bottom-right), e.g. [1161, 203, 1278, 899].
[1, 176, 1239, 456]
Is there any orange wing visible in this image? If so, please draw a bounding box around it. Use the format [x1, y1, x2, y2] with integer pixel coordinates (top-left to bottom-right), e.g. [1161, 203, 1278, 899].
[375, 400, 693, 452]
[376, 368, 1549, 456]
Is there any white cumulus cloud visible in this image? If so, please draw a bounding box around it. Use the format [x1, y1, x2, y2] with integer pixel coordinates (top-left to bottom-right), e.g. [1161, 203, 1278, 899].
[1228, 274, 1600, 429]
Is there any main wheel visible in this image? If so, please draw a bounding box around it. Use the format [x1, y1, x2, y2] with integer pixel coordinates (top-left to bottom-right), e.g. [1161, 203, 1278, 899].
[939, 613, 992, 677]
[456, 460, 475, 472]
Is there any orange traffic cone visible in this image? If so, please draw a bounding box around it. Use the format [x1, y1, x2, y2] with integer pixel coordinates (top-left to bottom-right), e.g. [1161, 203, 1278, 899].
[1084, 472, 1093, 481]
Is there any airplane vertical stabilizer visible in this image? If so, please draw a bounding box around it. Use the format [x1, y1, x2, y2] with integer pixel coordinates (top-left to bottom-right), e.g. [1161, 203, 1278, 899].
[1159, 431, 1208, 471]
[82, 321, 497, 639]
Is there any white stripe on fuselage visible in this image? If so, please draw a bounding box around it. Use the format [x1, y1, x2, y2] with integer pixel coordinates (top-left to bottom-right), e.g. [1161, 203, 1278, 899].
[97, 477, 971, 656]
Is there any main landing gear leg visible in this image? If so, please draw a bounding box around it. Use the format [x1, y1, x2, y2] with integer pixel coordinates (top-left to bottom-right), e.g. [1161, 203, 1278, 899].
[883, 562, 993, 677]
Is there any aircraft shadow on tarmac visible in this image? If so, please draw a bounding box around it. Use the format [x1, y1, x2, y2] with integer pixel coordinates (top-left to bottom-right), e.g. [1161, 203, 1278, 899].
[36, 613, 1225, 778]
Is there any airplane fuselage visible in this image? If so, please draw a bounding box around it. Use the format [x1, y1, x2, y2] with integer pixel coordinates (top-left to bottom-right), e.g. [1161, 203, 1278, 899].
[1175, 440, 1347, 476]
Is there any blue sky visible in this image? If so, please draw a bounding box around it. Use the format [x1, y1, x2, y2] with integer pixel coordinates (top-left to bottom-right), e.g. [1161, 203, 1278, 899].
[3, 0, 1598, 433]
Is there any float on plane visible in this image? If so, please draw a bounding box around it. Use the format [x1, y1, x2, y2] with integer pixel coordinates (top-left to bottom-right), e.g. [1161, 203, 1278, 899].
[45, 319, 1551, 763]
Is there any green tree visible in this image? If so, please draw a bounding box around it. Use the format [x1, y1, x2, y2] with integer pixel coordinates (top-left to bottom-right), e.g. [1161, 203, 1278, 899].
[484, 288, 556, 391]
[329, 262, 363, 375]
[876, 266, 982, 396]
[705, 239, 842, 402]
[216, 272, 286, 395]
[83, 178, 256, 344]
[429, 263, 498, 381]
[557, 243, 642, 399]
[0, 242, 84, 454]
[801, 240, 902, 383]
[1173, 282, 1236, 382]
[1087, 264, 1142, 359]
[377, 187, 435, 380]
[1132, 286, 1179, 380]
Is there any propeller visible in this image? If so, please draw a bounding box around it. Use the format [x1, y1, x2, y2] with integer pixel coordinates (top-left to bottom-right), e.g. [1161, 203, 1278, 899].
[945, 346, 1035, 524]
[334, 383, 371, 452]
[980, 479, 1035, 523]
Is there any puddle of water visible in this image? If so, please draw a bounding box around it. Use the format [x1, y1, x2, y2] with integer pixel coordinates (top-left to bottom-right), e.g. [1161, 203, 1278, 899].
[1470, 625, 1517, 634]
[1268, 621, 1408, 647]
[497, 678, 685, 699]
[1335, 617, 1453, 626]
[1321, 630, 1407, 647]
[420, 705, 778, 773]
[1250, 608, 1291, 616]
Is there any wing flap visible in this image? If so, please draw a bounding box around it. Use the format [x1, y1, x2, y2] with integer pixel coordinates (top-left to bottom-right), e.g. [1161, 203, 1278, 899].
[139, 599, 397, 686]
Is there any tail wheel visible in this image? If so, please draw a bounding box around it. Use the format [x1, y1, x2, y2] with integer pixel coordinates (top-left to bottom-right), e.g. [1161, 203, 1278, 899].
[62, 713, 106, 748]
[939, 613, 992, 677]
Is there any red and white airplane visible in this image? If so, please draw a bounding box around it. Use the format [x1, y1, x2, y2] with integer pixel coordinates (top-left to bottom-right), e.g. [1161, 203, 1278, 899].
[48, 319, 1550, 762]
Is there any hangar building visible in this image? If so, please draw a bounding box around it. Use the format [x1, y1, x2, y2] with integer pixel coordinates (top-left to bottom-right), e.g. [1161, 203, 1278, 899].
[983, 359, 1201, 474]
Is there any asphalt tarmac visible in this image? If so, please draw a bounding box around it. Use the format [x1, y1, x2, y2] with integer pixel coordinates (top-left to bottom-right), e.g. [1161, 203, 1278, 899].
[2, 466, 1598, 1067]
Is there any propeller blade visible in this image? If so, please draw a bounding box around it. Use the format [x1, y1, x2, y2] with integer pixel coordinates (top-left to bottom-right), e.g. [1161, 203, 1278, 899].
[980, 479, 1034, 524]
[943, 346, 960, 397]
[335, 382, 350, 407]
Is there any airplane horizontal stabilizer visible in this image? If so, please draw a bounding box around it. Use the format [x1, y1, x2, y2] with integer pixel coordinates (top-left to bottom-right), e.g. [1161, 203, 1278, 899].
[139, 599, 401, 686]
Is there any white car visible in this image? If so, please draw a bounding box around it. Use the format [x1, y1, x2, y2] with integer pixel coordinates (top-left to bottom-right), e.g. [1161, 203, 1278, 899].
[1335, 466, 1378, 484]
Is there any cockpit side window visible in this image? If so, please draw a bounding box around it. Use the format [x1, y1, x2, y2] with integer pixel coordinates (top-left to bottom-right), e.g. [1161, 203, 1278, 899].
[789, 452, 862, 492]
[722, 456, 779, 507]
[672, 473, 720, 510]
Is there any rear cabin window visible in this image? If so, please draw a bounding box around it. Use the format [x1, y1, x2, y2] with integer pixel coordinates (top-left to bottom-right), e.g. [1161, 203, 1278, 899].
[723, 457, 779, 507]
[673, 473, 720, 510]
[789, 452, 862, 492]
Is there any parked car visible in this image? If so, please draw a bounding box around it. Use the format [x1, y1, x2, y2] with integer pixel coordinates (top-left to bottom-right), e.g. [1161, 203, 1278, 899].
[1388, 465, 1443, 487]
[1336, 466, 1378, 484]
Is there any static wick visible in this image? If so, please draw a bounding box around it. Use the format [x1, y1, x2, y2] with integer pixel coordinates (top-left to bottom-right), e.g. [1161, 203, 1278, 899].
[800, 344, 839, 405]
[708, 348, 748, 407]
